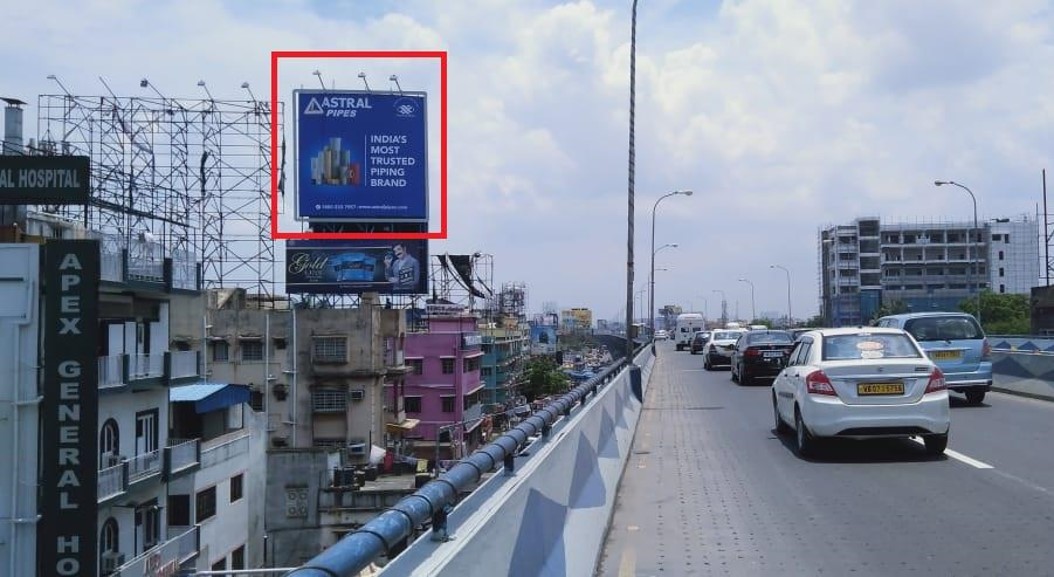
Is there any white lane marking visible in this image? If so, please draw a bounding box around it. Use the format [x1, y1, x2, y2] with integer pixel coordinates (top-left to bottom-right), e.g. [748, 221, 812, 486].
[911, 438, 993, 469]
[617, 543, 636, 577]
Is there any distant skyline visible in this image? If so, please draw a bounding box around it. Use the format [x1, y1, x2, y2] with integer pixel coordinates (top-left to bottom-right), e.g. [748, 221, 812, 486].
[2, 0, 1052, 320]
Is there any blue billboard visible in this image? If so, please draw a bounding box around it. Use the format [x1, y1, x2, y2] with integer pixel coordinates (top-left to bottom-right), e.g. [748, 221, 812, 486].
[530, 325, 558, 355]
[285, 239, 428, 295]
[295, 90, 428, 221]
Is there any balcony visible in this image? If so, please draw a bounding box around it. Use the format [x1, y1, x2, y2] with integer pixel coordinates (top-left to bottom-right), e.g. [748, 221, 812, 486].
[129, 353, 165, 381]
[199, 430, 251, 469]
[127, 449, 162, 484]
[463, 402, 483, 423]
[97, 462, 127, 503]
[168, 351, 200, 381]
[99, 355, 124, 389]
[110, 524, 200, 577]
[163, 438, 200, 480]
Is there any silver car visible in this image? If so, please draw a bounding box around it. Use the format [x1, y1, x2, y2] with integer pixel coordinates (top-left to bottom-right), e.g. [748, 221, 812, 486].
[703, 330, 746, 370]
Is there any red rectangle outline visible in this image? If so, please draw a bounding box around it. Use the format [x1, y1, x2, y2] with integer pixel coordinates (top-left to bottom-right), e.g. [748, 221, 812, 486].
[270, 50, 447, 240]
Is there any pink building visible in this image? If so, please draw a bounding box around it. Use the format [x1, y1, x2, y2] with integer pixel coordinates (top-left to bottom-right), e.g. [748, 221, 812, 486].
[404, 314, 485, 461]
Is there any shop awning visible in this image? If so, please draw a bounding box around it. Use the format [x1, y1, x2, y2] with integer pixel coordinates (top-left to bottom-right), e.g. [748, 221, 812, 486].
[170, 383, 251, 414]
[386, 418, 421, 433]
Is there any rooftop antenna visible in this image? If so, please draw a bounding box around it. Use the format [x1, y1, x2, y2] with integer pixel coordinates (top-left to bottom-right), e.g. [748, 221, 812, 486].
[358, 72, 371, 92]
[46, 74, 72, 96]
[389, 74, 403, 94]
[312, 70, 326, 90]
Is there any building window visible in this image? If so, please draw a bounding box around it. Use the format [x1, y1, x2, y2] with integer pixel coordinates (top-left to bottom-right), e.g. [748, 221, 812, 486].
[230, 474, 244, 503]
[312, 389, 346, 412]
[139, 501, 161, 549]
[1000, 284, 1006, 294]
[992, 234, 1002, 241]
[405, 396, 422, 413]
[441, 396, 455, 413]
[99, 517, 119, 567]
[1005, 234, 1011, 243]
[313, 336, 347, 363]
[408, 359, 423, 375]
[135, 409, 159, 459]
[464, 356, 481, 372]
[999, 250, 1005, 260]
[231, 545, 246, 570]
[999, 267, 1005, 277]
[212, 341, 229, 362]
[241, 340, 264, 361]
[441, 358, 455, 374]
[99, 418, 120, 468]
[482, 367, 493, 377]
[312, 438, 345, 448]
[196, 486, 217, 523]
[168, 495, 191, 526]
[212, 559, 227, 572]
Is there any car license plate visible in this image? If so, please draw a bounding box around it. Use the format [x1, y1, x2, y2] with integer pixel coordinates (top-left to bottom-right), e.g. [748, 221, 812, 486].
[857, 383, 905, 395]
[930, 350, 962, 361]
[763, 351, 783, 358]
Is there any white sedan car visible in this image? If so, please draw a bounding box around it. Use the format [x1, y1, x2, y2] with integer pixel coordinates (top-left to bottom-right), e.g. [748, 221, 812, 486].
[771, 327, 950, 457]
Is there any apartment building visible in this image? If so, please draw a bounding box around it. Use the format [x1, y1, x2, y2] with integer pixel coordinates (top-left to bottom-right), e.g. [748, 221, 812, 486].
[481, 318, 529, 406]
[404, 312, 485, 462]
[819, 216, 1040, 326]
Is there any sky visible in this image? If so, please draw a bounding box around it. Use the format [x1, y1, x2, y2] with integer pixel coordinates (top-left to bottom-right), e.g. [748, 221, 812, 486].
[2, 0, 1053, 323]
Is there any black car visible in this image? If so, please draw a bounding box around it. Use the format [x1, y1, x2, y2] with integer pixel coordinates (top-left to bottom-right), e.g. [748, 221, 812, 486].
[690, 330, 711, 354]
[730, 330, 795, 385]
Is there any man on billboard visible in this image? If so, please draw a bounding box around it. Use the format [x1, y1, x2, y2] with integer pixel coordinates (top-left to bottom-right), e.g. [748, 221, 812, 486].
[391, 243, 420, 291]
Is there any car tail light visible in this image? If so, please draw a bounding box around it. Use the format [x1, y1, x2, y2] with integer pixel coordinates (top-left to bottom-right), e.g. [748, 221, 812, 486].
[925, 367, 946, 394]
[745, 348, 761, 358]
[981, 339, 991, 361]
[805, 370, 837, 396]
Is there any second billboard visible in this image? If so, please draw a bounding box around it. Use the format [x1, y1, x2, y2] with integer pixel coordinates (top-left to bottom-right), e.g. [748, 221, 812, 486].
[286, 239, 428, 295]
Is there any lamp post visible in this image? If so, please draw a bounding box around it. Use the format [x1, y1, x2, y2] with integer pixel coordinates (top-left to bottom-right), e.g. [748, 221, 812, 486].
[650, 240, 680, 343]
[934, 180, 982, 325]
[712, 289, 727, 326]
[650, 190, 692, 349]
[738, 278, 756, 323]
[770, 264, 792, 328]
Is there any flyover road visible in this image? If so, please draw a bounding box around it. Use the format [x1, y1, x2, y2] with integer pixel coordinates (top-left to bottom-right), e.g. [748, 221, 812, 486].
[596, 341, 1054, 577]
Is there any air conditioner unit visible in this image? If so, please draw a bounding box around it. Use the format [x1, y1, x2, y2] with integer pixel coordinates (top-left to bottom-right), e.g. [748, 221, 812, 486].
[349, 389, 365, 401]
[101, 551, 126, 573]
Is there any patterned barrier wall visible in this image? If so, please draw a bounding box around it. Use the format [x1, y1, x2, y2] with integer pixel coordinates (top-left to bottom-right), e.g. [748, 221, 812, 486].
[380, 350, 656, 576]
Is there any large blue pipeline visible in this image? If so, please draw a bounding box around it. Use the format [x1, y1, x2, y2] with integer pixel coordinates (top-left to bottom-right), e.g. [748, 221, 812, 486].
[286, 344, 646, 577]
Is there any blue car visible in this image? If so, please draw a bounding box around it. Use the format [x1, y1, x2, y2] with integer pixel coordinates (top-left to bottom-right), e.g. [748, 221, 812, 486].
[875, 312, 992, 404]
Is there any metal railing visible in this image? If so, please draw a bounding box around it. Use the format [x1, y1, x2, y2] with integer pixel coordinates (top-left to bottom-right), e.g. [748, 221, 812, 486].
[170, 350, 199, 379]
[168, 524, 201, 563]
[129, 353, 165, 379]
[127, 449, 162, 482]
[287, 344, 646, 577]
[98, 355, 124, 388]
[97, 463, 126, 502]
[101, 250, 124, 282]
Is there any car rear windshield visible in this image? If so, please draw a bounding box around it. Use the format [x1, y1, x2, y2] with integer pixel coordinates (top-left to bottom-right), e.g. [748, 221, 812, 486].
[713, 331, 740, 340]
[747, 331, 793, 344]
[903, 316, 984, 342]
[822, 333, 923, 361]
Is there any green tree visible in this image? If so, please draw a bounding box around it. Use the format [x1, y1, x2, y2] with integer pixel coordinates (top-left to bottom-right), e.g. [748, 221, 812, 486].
[959, 291, 1031, 334]
[802, 315, 826, 328]
[520, 357, 571, 401]
[871, 299, 910, 323]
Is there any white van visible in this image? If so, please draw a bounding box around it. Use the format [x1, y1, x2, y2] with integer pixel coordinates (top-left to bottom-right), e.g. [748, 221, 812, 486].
[674, 313, 706, 351]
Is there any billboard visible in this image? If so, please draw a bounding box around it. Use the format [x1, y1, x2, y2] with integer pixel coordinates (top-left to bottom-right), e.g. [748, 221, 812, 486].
[286, 239, 428, 294]
[295, 89, 428, 221]
[0, 155, 90, 204]
[38, 240, 99, 577]
[530, 325, 558, 355]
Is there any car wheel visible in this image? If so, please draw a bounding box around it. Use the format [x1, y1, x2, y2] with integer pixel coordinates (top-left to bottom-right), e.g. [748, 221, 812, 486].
[965, 390, 986, 405]
[794, 408, 816, 457]
[773, 395, 790, 434]
[740, 364, 752, 386]
[730, 364, 739, 383]
[704, 358, 711, 371]
[924, 433, 948, 455]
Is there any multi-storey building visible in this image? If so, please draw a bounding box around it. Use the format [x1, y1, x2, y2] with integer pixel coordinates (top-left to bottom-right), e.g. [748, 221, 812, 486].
[560, 307, 593, 333]
[481, 317, 529, 405]
[404, 313, 485, 462]
[819, 216, 1040, 326]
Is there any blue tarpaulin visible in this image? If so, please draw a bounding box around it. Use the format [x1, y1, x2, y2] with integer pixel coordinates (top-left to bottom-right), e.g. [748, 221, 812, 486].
[170, 383, 251, 414]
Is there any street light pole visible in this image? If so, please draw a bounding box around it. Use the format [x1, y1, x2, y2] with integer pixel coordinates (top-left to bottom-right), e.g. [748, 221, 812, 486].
[650, 191, 692, 349]
[738, 278, 756, 322]
[935, 180, 982, 325]
[712, 289, 727, 326]
[770, 265, 792, 328]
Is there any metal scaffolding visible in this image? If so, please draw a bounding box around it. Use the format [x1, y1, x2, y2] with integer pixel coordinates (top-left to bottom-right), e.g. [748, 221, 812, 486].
[36, 86, 283, 297]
